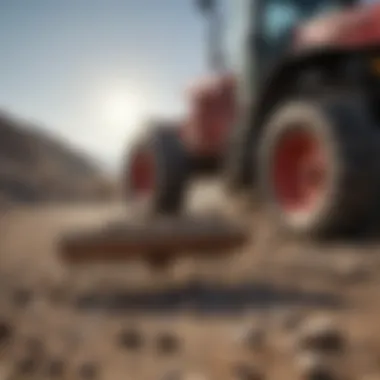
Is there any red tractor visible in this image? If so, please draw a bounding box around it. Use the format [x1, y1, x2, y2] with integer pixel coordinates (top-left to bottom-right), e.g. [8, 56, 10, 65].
[123, 0, 380, 238]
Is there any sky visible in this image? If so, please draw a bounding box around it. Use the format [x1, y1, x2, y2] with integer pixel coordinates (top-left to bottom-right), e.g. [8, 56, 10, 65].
[0, 0, 207, 172]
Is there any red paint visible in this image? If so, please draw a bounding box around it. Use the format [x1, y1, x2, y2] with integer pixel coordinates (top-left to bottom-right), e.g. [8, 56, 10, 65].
[295, 3, 380, 50]
[337, 3, 380, 48]
[181, 73, 237, 157]
[179, 3, 380, 160]
[273, 129, 326, 214]
[129, 149, 155, 197]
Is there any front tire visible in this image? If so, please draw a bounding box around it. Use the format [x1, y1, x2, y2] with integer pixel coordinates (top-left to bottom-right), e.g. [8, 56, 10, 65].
[123, 122, 190, 215]
[257, 97, 379, 237]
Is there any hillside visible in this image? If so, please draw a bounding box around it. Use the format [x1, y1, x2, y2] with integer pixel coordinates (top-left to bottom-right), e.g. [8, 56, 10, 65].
[0, 111, 115, 206]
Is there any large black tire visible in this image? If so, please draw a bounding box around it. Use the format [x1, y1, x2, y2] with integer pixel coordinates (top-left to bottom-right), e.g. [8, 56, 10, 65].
[257, 96, 379, 237]
[123, 122, 190, 215]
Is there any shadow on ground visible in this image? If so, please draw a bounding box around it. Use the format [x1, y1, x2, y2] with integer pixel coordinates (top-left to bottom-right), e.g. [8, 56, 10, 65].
[74, 280, 345, 315]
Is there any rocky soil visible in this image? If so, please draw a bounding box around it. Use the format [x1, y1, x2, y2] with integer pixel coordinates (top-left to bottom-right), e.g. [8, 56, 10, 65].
[1, 198, 380, 380]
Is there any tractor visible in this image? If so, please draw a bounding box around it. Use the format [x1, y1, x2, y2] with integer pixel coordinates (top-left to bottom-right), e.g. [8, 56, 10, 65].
[123, 0, 380, 238]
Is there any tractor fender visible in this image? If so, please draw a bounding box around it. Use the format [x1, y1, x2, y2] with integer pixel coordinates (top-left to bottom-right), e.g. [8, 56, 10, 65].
[254, 47, 357, 131]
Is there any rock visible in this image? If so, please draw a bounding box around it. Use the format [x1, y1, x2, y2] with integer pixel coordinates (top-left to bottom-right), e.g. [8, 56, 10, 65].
[295, 316, 346, 354]
[160, 369, 182, 380]
[78, 362, 99, 380]
[155, 331, 181, 355]
[235, 325, 265, 351]
[160, 370, 208, 380]
[116, 327, 144, 351]
[0, 320, 13, 357]
[12, 288, 33, 308]
[47, 284, 70, 305]
[337, 259, 371, 284]
[276, 309, 304, 332]
[296, 353, 337, 380]
[0, 320, 12, 345]
[46, 358, 65, 378]
[14, 356, 38, 375]
[303, 366, 336, 380]
[24, 336, 45, 358]
[232, 363, 264, 380]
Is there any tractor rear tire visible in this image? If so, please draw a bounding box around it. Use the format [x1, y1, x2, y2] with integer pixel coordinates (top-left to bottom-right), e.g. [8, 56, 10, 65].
[123, 123, 190, 216]
[257, 96, 379, 237]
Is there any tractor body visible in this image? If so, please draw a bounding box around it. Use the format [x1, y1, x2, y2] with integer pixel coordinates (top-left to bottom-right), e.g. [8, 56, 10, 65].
[124, 0, 380, 237]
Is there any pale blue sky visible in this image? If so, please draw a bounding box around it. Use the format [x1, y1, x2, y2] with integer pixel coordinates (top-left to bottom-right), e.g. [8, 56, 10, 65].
[0, 1, 207, 170]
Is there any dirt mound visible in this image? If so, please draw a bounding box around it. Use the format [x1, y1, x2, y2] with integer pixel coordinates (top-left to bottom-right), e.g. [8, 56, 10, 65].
[0, 111, 115, 206]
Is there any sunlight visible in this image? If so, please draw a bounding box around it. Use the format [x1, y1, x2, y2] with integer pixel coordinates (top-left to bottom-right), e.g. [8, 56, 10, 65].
[100, 89, 145, 129]
[86, 83, 151, 166]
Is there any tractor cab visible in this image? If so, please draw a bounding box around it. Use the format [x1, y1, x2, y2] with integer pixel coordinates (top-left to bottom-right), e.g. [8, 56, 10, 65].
[197, 0, 357, 88]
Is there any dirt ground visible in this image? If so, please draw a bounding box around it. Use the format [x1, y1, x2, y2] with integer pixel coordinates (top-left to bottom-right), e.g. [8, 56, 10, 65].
[2, 187, 380, 380]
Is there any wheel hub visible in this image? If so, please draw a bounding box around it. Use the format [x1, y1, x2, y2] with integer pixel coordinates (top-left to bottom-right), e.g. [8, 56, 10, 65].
[273, 129, 327, 214]
[129, 149, 156, 198]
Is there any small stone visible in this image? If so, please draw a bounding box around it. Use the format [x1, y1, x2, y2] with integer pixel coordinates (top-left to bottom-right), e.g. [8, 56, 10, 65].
[304, 366, 336, 380]
[160, 369, 182, 380]
[296, 353, 336, 380]
[0, 320, 12, 344]
[12, 288, 33, 308]
[338, 259, 371, 284]
[46, 358, 65, 377]
[232, 363, 264, 380]
[24, 336, 45, 357]
[117, 328, 144, 351]
[296, 316, 346, 354]
[0, 322, 13, 356]
[277, 309, 304, 332]
[155, 331, 181, 355]
[48, 285, 69, 305]
[15, 356, 38, 375]
[235, 325, 265, 351]
[78, 362, 98, 380]
[160, 370, 208, 380]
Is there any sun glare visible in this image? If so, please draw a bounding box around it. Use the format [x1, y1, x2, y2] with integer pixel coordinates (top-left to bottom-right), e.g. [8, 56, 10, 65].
[100, 90, 145, 128]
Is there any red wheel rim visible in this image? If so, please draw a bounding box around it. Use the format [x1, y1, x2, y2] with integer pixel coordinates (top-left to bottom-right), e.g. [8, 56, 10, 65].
[129, 149, 155, 197]
[273, 128, 327, 214]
